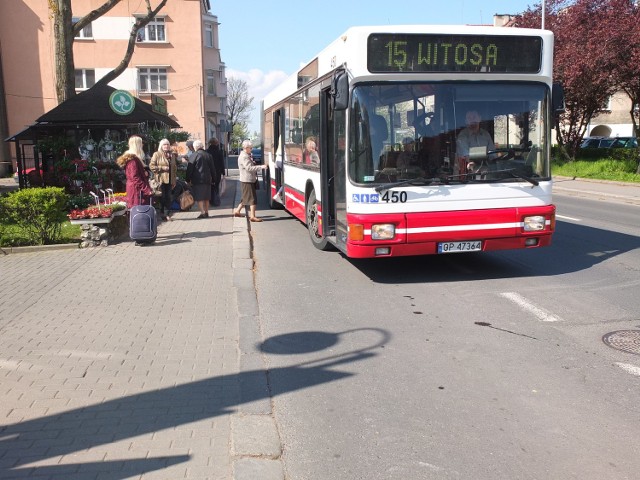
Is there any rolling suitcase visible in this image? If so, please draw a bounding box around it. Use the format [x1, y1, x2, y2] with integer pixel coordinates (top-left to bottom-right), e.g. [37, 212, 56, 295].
[129, 195, 157, 244]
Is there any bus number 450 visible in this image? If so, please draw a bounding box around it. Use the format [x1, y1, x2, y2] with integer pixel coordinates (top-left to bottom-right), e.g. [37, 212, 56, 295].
[381, 191, 407, 203]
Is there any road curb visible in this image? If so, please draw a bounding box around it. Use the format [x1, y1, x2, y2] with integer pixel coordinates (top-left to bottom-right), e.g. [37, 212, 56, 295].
[230, 176, 285, 480]
[1, 242, 79, 254]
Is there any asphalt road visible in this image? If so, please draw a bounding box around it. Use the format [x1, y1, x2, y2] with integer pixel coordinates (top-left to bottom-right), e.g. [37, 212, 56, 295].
[250, 191, 640, 480]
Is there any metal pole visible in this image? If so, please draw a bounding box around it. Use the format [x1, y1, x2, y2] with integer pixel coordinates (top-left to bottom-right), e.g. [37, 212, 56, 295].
[542, 0, 546, 29]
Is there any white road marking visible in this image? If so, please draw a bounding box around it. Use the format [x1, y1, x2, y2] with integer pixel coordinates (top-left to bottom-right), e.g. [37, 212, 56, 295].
[615, 362, 640, 376]
[556, 214, 581, 221]
[499, 292, 563, 322]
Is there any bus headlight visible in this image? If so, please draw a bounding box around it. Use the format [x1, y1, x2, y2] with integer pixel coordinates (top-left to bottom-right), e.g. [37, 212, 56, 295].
[523, 215, 545, 231]
[371, 224, 395, 240]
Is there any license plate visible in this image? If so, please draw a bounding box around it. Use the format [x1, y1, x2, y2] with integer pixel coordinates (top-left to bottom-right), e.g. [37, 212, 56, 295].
[438, 240, 482, 254]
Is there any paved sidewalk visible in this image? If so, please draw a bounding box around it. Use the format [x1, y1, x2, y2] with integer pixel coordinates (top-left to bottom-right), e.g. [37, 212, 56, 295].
[0, 174, 283, 480]
[553, 175, 640, 206]
[0, 171, 637, 479]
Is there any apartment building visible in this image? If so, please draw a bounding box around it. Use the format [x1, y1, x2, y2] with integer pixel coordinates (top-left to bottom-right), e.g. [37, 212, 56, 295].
[587, 91, 637, 138]
[0, 0, 227, 174]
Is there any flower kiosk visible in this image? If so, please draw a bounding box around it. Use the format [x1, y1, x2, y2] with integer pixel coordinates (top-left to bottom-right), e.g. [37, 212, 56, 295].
[5, 84, 182, 246]
[7, 84, 180, 191]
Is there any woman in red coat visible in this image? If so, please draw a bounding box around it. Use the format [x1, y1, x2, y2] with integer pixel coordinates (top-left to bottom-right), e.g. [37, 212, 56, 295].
[116, 152, 153, 209]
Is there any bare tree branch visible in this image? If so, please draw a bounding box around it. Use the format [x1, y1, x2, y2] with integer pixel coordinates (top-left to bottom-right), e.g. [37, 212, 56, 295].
[95, 0, 168, 87]
[50, 0, 168, 102]
[72, 0, 121, 35]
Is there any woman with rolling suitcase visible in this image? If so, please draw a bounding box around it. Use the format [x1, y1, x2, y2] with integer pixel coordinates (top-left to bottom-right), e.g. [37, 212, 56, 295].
[116, 148, 153, 209]
[116, 147, 156, 245]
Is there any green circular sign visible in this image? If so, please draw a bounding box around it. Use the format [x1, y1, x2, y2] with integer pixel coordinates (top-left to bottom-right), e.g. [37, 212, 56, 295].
[109, 90, 135, 115]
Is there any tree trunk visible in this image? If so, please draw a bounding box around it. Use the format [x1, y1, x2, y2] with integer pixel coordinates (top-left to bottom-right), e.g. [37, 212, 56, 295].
[629, 101, 639, 141]
[53, 0, 76, 103]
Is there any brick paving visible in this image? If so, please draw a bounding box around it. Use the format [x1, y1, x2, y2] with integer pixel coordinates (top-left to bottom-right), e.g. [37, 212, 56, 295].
[0, 175, 283, 480]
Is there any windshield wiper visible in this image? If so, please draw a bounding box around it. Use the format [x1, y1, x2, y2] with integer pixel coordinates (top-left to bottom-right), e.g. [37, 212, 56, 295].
[504, 169, 539, 186]
[374, 177, 438, 192]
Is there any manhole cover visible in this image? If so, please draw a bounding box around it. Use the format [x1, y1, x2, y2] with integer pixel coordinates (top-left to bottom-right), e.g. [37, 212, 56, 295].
[602, 330, 640, 356]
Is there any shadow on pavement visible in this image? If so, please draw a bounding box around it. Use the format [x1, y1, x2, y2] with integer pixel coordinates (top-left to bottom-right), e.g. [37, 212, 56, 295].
[0, 328, 390, 479]
[350, 220, 640, 284]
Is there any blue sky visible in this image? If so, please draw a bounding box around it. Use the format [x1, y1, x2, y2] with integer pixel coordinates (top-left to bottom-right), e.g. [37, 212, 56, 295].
[211, 0, 539, 133]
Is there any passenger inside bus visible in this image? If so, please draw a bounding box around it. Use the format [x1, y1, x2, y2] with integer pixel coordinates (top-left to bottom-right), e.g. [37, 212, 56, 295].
[396, 137, 420, 172]
[303, 138, 320, 165]
[417, 135, 442, 176]
[412, 111, 436, 138]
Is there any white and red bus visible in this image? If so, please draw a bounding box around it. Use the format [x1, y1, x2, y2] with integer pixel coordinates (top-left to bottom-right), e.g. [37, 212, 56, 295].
[261, 25, 564, 258]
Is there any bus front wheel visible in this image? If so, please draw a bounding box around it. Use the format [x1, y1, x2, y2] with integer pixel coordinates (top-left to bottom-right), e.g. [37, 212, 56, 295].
[306, 190, 331, 251]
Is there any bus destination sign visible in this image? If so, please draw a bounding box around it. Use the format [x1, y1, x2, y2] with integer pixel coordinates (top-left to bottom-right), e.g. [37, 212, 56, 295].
[367, 34, 542, 74]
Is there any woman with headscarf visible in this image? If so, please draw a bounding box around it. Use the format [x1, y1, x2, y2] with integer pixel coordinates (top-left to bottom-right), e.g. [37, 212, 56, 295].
[233, 139, 267, 222]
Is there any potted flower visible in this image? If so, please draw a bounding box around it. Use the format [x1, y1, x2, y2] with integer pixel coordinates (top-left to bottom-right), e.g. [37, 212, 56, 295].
[70, 171, 86, 186]
[99, 130, 115, 152]
[89, 174, 103, 190]
[81, 138, 97, 151]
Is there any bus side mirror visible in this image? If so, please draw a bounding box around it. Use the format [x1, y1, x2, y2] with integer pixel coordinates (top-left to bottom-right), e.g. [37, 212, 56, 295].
[552, 83, 565, 115]
[331, 69, 349, 111]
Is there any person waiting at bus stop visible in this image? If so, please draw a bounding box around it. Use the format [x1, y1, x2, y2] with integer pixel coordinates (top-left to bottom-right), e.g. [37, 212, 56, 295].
[456, 109, 495, 173]
[233, 139, 267, 222]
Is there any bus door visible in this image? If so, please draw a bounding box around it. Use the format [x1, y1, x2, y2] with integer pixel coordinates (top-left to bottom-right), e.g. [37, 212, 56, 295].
[320, 88, 338, 240]
[269, 108, 285, 208]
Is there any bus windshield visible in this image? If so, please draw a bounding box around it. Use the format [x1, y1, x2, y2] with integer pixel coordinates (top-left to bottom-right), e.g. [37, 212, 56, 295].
[349, 82, 550, 185]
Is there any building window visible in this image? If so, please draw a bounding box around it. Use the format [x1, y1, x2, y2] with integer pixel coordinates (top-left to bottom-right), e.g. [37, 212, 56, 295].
[136, 17, 166, 42]
[138, 67, 168, 93]
[207, 116, 217, 140]
[72, 17, 93, 38]
[75, 69, 95, 90]
[204, 23, 214, 48]
[220, 65, 226, 83]
[206, 70, 216, 96]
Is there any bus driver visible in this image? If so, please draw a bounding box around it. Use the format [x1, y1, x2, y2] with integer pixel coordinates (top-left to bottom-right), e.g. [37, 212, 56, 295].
[456, 110, 495, 173]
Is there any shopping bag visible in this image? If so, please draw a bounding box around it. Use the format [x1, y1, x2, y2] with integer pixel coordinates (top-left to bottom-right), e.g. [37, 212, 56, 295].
[149, 175, 162, 196]
[179, 190, 195, 211]
[219, 176, 226, 196]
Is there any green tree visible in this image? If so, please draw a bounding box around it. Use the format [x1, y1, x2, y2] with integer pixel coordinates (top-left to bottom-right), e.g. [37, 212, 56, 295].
[226, 77, 254, 150]
[609, 0, 640, 141]
[47, 0, 167, 103]
[515, 0, 639, 159]
[230, 123, 250, 153]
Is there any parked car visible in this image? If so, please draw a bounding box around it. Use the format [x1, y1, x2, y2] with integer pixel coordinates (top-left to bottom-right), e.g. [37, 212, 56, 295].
[580, 136, 638, 149]
[251, 147, 263, 164]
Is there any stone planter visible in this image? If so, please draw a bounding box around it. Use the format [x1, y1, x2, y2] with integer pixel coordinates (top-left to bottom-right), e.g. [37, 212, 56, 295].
[70, 215, 128, 247]
[69, 217, 113, 225]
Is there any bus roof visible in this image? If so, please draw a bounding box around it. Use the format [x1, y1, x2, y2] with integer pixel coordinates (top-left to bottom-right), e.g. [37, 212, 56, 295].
[263, 25, 554, 109]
